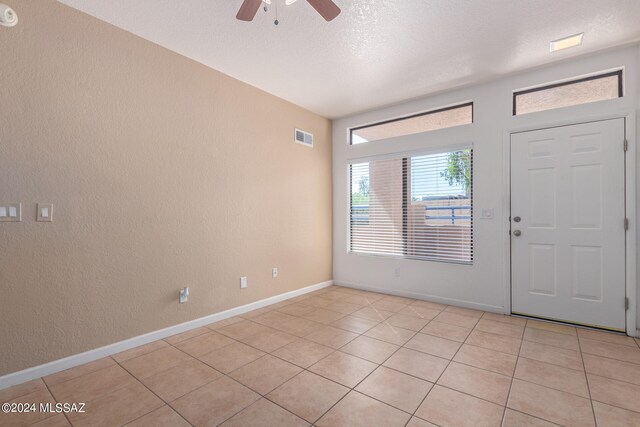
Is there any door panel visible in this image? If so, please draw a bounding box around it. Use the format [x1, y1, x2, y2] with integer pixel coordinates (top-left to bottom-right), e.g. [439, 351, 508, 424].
[529, 244, 556, 296]
[571, 164, 601, 228]
[511, 119, 626, 330]
[571, 245, 602, 301]
[529, 168, 556, 227]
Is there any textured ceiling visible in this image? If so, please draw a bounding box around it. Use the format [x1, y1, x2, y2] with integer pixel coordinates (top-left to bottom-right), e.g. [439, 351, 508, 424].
[56, 0, 640, 118]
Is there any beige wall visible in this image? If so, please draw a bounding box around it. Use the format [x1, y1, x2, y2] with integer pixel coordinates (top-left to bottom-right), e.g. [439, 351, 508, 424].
[0, 0, 332, 376]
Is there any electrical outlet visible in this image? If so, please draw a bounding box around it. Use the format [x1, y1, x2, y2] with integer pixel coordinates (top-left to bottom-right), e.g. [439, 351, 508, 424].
[272, 267, 278, 278]
[240, 276, 247, 289]
[37, 203, 53, 222]
[179, 287, 189, 304]
[394, 268, 401, 277]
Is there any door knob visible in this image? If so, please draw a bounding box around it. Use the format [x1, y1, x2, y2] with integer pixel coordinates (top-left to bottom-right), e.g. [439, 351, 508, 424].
[513, 230, 522, 237]
[513, 216, 521, 222]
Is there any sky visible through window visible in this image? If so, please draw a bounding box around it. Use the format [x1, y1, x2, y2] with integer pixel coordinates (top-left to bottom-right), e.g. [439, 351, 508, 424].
[411, 152, 466, 199]
[351, 152, 466, 204]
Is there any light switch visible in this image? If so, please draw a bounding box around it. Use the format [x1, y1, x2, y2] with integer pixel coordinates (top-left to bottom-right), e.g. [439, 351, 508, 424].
[37, 203, 53, 222]
[480, 208, 494, 219]
[0, 203, 21, 222]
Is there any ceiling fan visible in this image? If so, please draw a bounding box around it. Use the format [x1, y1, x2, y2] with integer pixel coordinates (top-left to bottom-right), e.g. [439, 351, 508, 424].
[236, 0, 341, 22]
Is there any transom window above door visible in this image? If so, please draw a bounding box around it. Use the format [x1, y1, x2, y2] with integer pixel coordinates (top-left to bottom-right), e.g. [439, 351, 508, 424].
[513, 70, 623, 115]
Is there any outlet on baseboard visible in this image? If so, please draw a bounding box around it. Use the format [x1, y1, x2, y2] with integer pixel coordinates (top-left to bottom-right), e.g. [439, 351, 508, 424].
[272, 267, 278, 278]
[240, 276, 247, 289]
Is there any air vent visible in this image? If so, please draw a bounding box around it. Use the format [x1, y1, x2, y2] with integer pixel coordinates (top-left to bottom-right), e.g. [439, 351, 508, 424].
[295, 128, 313, 147]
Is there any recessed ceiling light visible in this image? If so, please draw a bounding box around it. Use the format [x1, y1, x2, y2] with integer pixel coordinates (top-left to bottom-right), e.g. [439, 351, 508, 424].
[550, 33, 584, 52]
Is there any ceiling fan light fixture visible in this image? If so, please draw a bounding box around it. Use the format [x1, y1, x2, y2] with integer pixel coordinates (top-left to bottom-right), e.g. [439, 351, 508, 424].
[237, 0, 340, 22]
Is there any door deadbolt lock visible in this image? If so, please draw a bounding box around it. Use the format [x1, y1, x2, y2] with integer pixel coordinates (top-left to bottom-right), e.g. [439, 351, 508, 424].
[513, 216, 521, 222]
[513, 230, 522, 237]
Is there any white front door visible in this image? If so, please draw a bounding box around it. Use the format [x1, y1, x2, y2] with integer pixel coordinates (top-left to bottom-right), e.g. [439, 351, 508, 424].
[511, 119, 626, 331]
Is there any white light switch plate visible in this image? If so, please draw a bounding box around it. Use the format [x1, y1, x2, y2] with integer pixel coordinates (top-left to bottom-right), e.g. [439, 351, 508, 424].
[240, 276, 248, 289]
[0, 203, 21, 222]
[37, 203, 53, 222]
[480, 208, 494, 219]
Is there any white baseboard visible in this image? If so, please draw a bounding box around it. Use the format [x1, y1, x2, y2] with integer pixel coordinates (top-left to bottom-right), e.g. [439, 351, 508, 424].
[0, 280, 333, 390]
[335, 281, 504, 314]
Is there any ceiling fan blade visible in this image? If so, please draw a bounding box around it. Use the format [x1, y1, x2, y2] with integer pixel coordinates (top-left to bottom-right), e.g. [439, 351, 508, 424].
[306, 0, 341, 21]
[236, 0, 262, 21]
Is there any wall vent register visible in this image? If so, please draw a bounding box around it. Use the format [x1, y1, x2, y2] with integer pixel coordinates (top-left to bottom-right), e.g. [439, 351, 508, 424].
[295, 128, 314, 147]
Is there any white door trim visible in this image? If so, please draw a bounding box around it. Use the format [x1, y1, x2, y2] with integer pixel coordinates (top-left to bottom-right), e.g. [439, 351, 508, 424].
[501, 110, 637, 336]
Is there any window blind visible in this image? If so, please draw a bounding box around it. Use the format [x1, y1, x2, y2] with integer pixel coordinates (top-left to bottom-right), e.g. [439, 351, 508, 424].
[349, 148, 473, 263]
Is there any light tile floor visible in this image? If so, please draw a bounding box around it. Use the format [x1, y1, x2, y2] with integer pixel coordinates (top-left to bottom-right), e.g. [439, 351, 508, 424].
[2, 285, 640, 426]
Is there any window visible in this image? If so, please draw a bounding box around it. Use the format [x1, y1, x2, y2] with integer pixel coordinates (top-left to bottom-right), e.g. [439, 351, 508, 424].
[513, 70, 623, 115]
[349, 148, 473, 263]
[350, 103, 473, 145]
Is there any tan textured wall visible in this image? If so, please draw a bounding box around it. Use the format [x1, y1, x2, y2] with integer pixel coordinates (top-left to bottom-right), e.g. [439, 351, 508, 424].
[0, 0, 332, 375]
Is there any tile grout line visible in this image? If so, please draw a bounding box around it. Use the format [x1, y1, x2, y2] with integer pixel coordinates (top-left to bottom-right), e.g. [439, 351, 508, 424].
[306, 311, 410, 424]
[0, 289, 398, 424]
[577, 339, 640, 363]
[41, 357, 160, 427]
[576, 329, 599, 427]
[407, 313, 486, 426]
[514, 320, 640, 424]
[303, 320, 640, 419]
[40, 375, 72, 427]
[123, 319, 286, 422]
[38, 363, 116, 391]
[254, 369, 324, 425]
[402, 308, 481, 425]
[193, 374, 267, 427]
[500, 318, 526, 427]
[398, 312, 447, 427]
[166, 295, 394, 425]
[8, 287, 638, 426]
[529, 330, 636, 353]
[337, 313, 424, 414]
[224, 299, 533, 424]
[586, 373, 640, 415]
[168, 330, 319, 425]
[302, 298, 431, 426]
[505, 408, 564, 426]
[113, 356, 196, 427]
[577, 366, 640, 389]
